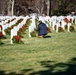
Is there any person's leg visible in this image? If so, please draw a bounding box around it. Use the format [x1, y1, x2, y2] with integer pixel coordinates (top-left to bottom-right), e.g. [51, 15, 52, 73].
[36, 34, 43, 38]
[42, 34, 47, 38]
[37, 35, 43, 38]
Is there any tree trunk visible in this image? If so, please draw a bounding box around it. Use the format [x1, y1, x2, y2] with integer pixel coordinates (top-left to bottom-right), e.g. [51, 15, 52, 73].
[12, 0, 14, 16]
[7, 0, 12, 16]
[7, 0, 14, 16]
[46, 0, 50, 16]
[40, 0, 44, 15]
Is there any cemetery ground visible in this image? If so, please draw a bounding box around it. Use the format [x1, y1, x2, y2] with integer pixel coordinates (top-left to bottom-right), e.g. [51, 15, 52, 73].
[0, 28, 76, 75]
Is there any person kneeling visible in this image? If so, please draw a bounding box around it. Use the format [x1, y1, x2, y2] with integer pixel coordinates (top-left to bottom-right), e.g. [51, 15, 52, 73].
[36, 21, 48, 38]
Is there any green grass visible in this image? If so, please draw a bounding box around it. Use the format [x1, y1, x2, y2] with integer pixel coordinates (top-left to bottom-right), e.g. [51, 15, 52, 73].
[0, 29, 76, 75]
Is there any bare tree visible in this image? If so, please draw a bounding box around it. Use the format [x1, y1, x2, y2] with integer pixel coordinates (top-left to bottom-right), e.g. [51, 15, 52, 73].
[12, 0, 14, 16]
[0, 0, 7, 15]
[46, 0, 51, 16]
[6, 0, 14, 16]
[33, 0, 51, 16]
[34, 0, 45, 15]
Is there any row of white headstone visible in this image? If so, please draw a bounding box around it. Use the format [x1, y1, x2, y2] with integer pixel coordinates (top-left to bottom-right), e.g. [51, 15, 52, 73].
[0, 15, 76, 44]
[0, 16, 30, 44]
[49, 16, 76, 32]
[29, 15, 76, 37]
[11, 16, 30, 44]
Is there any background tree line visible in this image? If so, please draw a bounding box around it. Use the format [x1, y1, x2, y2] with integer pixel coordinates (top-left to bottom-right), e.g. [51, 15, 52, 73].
[0, 0, 76, 16]
[51, 0, 76, 16]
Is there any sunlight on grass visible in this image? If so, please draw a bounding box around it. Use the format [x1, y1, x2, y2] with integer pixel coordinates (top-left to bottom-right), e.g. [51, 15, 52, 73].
[0, 30, 76, 75]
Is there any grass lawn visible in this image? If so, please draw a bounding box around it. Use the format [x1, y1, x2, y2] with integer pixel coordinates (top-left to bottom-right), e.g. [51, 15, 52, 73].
[0, 29, 76, 75]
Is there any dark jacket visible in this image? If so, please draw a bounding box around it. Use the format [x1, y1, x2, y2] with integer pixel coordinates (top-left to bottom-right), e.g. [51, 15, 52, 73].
[38, 22, 47, 36]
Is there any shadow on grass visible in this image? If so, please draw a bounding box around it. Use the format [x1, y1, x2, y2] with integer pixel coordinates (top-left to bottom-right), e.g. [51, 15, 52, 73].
[0, 69, 32, 75]
[43, 35, 51, 38]
[29, 58, 76, 75]
[0, 58, 76, 75]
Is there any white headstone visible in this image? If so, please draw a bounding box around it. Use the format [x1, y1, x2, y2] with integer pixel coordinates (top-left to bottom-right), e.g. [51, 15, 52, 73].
[11, 29, 13, 44]
[2, 25, 6, 35]
[68, 23, 71, 32]
[0, 27, 1, 32]
[56, 23, 60, 32]
[29, 26, 32, 37]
